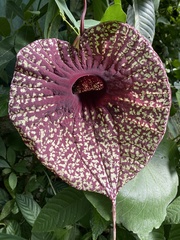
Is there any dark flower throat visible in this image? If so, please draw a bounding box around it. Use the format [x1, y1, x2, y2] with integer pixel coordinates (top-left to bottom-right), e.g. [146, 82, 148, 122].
[72, 75, 105, 94]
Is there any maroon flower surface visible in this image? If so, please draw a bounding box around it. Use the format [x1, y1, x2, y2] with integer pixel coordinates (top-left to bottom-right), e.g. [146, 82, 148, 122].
[9, 22, 171, 202]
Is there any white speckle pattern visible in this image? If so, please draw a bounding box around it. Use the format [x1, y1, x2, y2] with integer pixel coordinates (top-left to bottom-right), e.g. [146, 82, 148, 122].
[9, 22, 171, 201]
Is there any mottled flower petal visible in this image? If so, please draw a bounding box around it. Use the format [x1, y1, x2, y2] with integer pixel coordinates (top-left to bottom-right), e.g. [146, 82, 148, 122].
[9, 22, 171, 201]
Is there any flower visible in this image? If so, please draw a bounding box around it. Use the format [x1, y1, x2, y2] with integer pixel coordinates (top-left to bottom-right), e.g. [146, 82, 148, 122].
[9, 22, 171, 202]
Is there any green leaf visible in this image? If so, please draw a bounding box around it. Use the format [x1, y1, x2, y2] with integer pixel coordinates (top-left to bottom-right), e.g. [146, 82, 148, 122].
[44, 0, 61, 38]
[77, 19, 100, 29]
[6, 220, 21, 236]
[7, 147, 16, 166]
[13, 161, 28, 174]
[54, 0, 79, 30]
[0, 136, 6, 159]
[0, 160, 10, 168]
[153, 0, 160, 11]
[0, 17, 11, 37]
[101, 3, 126, 23]
[0, 234, 25, 240]
[2, 168, 11, 175]
[0, 199, 15, 221]
[0, 36, 15, 70]
[14, 26, 36, 53]
[116, 138, 178, 240]
[32, 187, 91, 232]
[84, 192, 111, 222]
[16, 194, 41, 226]
[127, 0, 155, 43]
[165, 196, 180, 224]
[8, 172, 17, 190]
[168, 224, 180, 240]
[91, 208, 109, 240]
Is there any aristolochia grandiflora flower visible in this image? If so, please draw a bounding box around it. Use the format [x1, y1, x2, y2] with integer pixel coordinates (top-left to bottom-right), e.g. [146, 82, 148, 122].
[9, 21, 171, 237]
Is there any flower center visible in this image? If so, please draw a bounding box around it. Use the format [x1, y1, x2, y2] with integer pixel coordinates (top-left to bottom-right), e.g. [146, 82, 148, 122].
[72, 75, 105, 94]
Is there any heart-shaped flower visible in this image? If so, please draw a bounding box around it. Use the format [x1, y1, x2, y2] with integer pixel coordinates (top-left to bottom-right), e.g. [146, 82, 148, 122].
[9, 22, 171, 203]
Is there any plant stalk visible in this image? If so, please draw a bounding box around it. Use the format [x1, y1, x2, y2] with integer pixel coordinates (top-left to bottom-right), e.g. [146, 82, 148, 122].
[80, 0, 87, 35]
[112, 199, 116, 240]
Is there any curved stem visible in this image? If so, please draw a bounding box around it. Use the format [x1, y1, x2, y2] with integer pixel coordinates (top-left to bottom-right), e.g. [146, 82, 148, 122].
[112, 199, 116, 240]
[80, 0, 87, 35]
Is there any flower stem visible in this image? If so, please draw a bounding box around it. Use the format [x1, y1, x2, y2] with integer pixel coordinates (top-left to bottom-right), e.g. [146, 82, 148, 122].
[80, 0, 87, 35]
[112, 199, 116, 240]
[60, 12, 79, 35]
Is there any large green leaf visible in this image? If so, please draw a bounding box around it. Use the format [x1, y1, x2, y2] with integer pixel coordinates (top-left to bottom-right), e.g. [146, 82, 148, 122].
[165, 196, 180, 224]
[16, 194, 41, 226]
[101, 3, 126, 23]
[127, 0, 155, 43]
[116, 138, 178, 240]
[32, 187, 91, 233]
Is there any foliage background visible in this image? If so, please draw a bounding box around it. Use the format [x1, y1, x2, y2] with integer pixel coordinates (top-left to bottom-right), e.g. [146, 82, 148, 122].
[0, 0, 180, 239]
